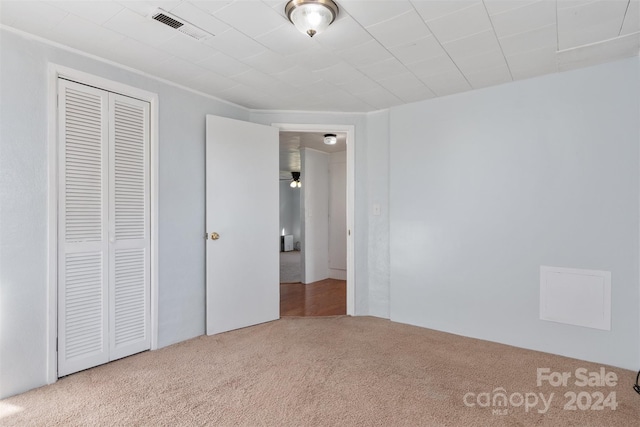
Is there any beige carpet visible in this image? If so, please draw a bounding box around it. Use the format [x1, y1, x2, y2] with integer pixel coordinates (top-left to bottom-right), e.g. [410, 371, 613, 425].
[1, 316, 638, 426]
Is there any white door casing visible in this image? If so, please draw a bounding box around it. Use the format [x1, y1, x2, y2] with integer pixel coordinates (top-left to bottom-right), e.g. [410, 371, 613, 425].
[205, 115, 280, 335]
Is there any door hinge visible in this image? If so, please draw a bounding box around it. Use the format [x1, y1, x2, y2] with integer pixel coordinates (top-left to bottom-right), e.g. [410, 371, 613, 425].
[56, 337, 58, 351]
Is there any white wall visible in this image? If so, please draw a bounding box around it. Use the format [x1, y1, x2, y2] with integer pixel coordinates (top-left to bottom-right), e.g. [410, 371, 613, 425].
[329, 151, 347, 279]
[366, 111, 391, 318]
[389, 57, 640, 370]
[0, 29, 249, 398]
[279, 180, 300, 244]
[301, 148, 330, 283]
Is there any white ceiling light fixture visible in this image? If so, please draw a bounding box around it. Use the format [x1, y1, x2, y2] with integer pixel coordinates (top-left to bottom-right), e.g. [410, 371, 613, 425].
[324, 134, 337, 145]
[285, 0, 339, 38]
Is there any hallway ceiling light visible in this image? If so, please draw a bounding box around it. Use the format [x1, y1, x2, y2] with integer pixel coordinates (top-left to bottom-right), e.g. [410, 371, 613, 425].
[285, 0, 339, 38]
[290, 171, 302, 188]
[324, 134, 337, 145]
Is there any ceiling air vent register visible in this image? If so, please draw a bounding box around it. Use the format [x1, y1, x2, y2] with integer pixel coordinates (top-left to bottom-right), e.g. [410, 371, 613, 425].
[150, 9, 214, 41]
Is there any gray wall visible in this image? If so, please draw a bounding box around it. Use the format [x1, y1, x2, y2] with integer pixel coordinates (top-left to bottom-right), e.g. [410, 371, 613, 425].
[0, 29, 249, 398]
[389, 57, 640, 370]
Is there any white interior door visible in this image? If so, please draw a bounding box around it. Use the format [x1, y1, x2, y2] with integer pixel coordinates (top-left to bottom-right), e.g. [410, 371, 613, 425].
[206, 115, 279, 335]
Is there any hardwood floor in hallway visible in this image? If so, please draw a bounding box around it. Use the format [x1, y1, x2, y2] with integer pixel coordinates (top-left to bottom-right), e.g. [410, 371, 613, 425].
[280, 278, 346, 317]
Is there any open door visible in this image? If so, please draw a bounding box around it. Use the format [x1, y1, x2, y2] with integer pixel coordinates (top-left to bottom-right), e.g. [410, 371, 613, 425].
[205, 115, 279, 335]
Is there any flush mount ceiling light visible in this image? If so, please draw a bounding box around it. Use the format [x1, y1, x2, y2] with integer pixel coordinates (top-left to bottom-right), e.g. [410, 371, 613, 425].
[285, 0, 339, 38]
[324, 134, 337, 145]
[290, 171, 302, 188]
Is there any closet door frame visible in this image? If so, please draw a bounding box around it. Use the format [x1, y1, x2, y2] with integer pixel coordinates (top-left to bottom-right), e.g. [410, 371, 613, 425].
[47, 64, 159, 385]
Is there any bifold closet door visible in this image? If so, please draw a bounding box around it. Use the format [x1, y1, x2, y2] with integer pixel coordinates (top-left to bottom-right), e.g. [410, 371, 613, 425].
[58, 80, 150, 377]
[58, 80, 110, 377]
[108, 93, 150, 361]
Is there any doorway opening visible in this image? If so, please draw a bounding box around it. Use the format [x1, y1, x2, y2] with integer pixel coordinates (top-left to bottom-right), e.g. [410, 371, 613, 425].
[274, 124, 355, 317]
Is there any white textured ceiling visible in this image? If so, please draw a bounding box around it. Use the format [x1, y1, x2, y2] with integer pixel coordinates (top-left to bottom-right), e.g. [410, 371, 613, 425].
[1, 1, 639, 112]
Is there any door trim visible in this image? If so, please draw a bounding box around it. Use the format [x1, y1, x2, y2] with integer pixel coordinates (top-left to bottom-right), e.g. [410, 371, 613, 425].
[272, 123, 356, 316]
[46, 64, 159, 384]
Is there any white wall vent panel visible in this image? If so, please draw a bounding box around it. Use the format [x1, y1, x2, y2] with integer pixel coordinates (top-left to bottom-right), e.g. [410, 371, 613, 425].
[540, 266, 611, 330]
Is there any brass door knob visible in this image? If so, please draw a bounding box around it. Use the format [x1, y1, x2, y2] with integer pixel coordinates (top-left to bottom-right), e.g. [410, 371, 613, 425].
[210, 232, 220, 240]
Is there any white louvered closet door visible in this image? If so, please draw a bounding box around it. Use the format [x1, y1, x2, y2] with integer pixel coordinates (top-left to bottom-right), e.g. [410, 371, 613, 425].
[58, 80, 150, 377]
[108, 94, 150, 361]
[58, 80, 110, 377]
